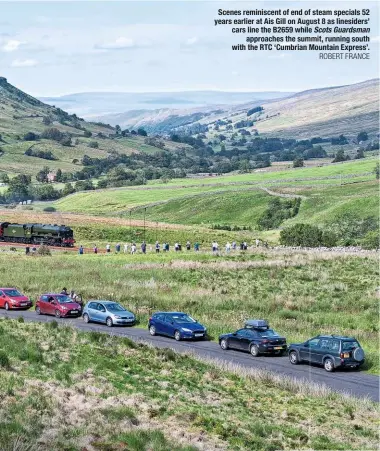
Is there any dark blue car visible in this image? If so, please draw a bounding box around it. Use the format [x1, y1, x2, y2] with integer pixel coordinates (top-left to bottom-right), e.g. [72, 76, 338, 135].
[148, 312, 207, 341]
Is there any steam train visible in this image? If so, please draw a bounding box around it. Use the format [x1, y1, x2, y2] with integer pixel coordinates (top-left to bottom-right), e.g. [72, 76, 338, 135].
[0, 222, 75, 247]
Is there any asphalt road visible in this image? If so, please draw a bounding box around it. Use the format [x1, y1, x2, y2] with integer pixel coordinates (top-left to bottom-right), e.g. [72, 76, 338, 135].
[1, 309, 379, 402]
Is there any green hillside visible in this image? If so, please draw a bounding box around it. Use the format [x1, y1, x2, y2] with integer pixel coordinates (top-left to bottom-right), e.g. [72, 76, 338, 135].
[54, 158, 377, 215]
[0, 77, 185, 177]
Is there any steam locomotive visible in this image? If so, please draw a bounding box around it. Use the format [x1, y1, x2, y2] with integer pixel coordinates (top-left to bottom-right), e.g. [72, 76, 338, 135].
[0, 222, 75, 247]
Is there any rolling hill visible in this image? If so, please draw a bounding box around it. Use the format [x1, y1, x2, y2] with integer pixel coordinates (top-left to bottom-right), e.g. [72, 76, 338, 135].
[0, 77, 187, 177]
[39, 90, 293, 118]
[94, 79, 379, 138]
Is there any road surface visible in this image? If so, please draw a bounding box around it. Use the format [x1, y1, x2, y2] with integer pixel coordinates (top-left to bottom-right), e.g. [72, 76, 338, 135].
[1, 309, 378, 402]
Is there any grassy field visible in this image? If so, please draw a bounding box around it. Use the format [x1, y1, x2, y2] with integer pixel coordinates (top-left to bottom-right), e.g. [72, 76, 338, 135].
[146, 158, 376, 187]
[1, 319, 378, 451]
[53, 158, 377, 217]
[0, 250, 378, 374]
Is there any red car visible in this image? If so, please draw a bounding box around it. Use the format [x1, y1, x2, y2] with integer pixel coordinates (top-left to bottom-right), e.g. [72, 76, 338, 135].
[35, 293, 82, 318]
[0, 288, 32, 310]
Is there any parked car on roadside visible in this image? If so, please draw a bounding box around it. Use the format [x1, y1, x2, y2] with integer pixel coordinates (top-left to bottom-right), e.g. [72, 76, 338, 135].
[148, 312, 207, 341]
[288, 335, 365, 372]
[82, 301, 135, 327]
[219, 319, 287, 356]
[0, 287, 32, 310]
[36, 293, 82, 318]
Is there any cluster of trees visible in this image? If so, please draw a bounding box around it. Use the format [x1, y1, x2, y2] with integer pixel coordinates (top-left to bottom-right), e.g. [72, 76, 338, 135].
[234, 120, 254, 129]
[144, 137, 165, 149]
[280, 224, 337, 247]
[247, 106, 263, 116]
[23, 127, 72, 147]
[24, 146, 57, 160]
[0, 174, 61, 203]
[210, 224, 252, 231]
[258, 198, 301, 230]
[170, 133, 206, 149]
[218, 136, 328, 163]
[279, 212, 379, 249]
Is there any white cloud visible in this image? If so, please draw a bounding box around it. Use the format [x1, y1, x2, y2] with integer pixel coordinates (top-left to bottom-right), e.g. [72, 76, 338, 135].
[185, 37, 198, 46]
[232, 71, 239, 76]
[96, 37, 135, 50]
[371, 36, 380, 42]
[2, 39, 24, 52]
[11, 58, 38, 67]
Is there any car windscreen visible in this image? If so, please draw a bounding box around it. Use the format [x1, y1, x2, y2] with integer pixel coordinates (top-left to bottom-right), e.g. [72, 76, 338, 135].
[171, 314, 196, 323]
[3, 289, 22, 297]
[255, 329, 279, 338]
[106, 303, 126, 312]
[342, 341, 360, 350]
[55, 295, 73, 304]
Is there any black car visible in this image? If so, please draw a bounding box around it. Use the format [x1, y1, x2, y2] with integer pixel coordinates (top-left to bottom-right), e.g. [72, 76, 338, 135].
[288, 335, 365, 372]
[219, 321, 287, 356]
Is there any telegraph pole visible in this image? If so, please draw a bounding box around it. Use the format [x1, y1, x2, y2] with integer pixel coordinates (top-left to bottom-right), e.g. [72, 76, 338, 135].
[129, 210, 131, 241]
[143, 207, 146, 242]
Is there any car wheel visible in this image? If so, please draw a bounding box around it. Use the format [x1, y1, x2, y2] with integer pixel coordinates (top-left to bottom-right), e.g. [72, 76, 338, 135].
[324, 358, 334, 372]
[4, 302, 9, 311]
[220, 338, 229, 350]
[174, 330, 181, 341]
[250, 344, 260, 357]
[55, 310, 61, 318]
[83, 313, 90, 323]
[106, 317, 113, 327]
[36, 306, 41, 315]
[149, 325, 156, 336]
[289, 351, 299, 365]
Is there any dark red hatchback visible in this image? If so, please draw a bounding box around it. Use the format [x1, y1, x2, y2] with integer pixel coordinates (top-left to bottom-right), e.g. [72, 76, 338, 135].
[35, 294, 82, 318]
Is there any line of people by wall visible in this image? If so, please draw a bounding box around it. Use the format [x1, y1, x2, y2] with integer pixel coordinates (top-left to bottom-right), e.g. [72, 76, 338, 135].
[77, 238, 268, 255]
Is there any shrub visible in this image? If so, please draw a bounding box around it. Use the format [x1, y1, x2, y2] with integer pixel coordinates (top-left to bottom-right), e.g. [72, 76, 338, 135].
[36, 245, 51, 256]
[60, 136, 72, 147]
[41, 127, 64, 141]
[258, 198, 301, 230]
[280, 223, 335, 247]
[83, 130, 92, 138]
[293, 158, 304, 168]
[17, 316, 24, 323]
[88, 141, 99, 148]
[23, 132, 39, 141]
[43, 206, 56, 212]
[361, 231, 379, 250]
[0, 350, 10, 369]
[357, 131, 368, 142]
[137, 128, 147, 136]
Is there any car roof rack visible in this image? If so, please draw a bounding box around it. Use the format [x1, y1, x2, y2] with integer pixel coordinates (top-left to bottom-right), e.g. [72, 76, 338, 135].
[244, 319, 269, 329]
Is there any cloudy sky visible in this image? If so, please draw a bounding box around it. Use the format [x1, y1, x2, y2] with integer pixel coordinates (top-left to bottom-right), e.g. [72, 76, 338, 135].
[0, 1, 378, 96]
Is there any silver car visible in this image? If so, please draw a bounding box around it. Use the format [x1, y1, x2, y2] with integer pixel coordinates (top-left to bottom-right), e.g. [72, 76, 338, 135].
[82, 300, 135, 327]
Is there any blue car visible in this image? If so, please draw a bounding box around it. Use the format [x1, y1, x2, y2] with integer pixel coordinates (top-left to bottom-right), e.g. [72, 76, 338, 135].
[148, 312, 207, 341]
[82, 300, 135, 327]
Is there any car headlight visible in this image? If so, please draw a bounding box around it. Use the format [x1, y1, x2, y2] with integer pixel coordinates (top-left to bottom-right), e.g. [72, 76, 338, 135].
[10, 299, 17, 304]
[114, 315, 121, 319]
[181, 328, 192, 332]
[61, 306, 67, 310]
